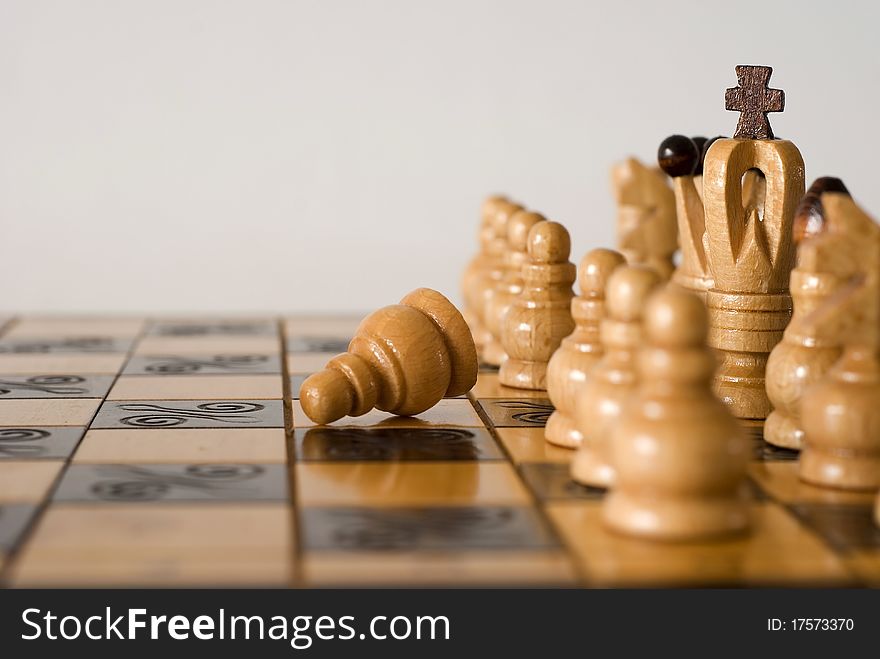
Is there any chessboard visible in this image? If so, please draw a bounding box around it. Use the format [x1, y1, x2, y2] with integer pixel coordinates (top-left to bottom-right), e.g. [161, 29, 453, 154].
[0, 314, 878, 588]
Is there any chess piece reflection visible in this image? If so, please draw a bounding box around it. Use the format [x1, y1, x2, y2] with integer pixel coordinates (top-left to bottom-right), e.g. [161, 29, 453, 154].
[799, 193, 880, 491]
[299, 288, 478, 424]
[764, 178, 851, 449]
[545, 248, 626, 448]
[604, 287, 752, 540]
[612, 157, 677, 279]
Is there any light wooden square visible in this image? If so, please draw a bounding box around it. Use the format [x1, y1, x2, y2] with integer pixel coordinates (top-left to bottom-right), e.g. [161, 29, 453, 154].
[749, 462, 877, 506]
[134, 336, 280, 355]
[0, 461, 64, 502]
[547, 501, 852, 586]
[4, 318, 145, 339]
[495, 427, 575, 464]
[286, 353, 336, 374]
[0, 399, 101, 426]
[845, 550, 880, 585]
[9, 503, 294, 586]
[0, 354, 127, 374]
[284, 316, 362, 338]
[469, 373, 550, 398]
[296, 462, 530, 507]
[302, 550, 576, 586]
[72, 428, 287, 464]
[108, 375, 282, 400]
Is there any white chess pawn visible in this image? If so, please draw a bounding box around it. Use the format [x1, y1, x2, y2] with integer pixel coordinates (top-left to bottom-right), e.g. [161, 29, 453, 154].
[545, 248, 625, 447]
[571, 265, 661, 487]
[499, 221, 576, 390]
[603, 287, 752, 540]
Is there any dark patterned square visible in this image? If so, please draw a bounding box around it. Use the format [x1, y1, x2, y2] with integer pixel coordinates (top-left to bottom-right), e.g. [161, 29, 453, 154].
[147, 321, 277, 337]
[287, 336, 349, 353]
[300, 506, 560, 551]
[124, 354, 282, 376]
[0, 504, 39, 552]
[518, 463, 606, 501]
[91, 400, 285, 429]
[0, 427, 85, 460]
[52, 464, 289, 503]
[0, 375, 115, 399]
[788, 504, 880, 553]
[294, 427, 504, 462]
[475, 399, 554, 427]
[0, 337, 132, 354]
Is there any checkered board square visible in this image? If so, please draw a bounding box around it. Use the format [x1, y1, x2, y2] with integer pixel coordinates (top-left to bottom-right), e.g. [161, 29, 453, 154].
[0, 314, 876, 588]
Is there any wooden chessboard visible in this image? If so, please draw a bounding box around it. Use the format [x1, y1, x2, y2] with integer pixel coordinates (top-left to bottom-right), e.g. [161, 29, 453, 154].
[0, 314, 877, 588]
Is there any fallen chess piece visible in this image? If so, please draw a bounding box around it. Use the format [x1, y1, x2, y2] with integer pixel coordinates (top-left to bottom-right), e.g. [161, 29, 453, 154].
[299, 288, 478, 424]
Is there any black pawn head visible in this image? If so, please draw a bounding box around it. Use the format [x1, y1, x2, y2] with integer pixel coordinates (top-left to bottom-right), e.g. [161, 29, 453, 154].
[657, 135, 699, 178]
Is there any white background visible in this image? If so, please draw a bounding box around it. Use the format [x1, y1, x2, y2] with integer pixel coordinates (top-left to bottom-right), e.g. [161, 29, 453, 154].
[1, 0, 877, 314]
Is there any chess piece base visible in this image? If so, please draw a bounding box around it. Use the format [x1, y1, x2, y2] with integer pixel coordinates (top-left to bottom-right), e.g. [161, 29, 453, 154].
[545, 410, 582, 448]
[800, 449, 880, 491]
[799, 352, 880, 491]
[570, 444, 613, 488]
[763, 410, 804, 450]
[499, 358, 547, 390]
[712, 352, 773, 420]
[481, 339, 506, 368]
[765, 340, 842, 450]
[602, 490, 751, 541]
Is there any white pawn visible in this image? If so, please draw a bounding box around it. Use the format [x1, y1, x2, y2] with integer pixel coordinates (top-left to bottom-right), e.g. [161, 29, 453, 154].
[603, 287, 751, 540]
[481, 199, 524, 365]
[571, 266, 661, 487]
[545, 248, 626, 448]
[499, 221, 576, 390]
[483, 210, 546, 367]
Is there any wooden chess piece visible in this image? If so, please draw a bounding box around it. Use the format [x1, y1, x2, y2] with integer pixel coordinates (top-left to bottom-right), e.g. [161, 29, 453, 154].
[603, 286, 752, 540]
[499, 221, 576, 390]
[483, 210, 546, 367]
[799, 193, 880, 490]
[571, 265, 662, 487]
[764, 178, 851, 449]
[480, 199, 524, 364]
[299, 288, 478, 424]
[703, 65, 805, 420]
[462, 195, 506, 350]
[545, 248, 626, 448]
[612, 157, 677, 279]
[657, 134, 714, 297]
